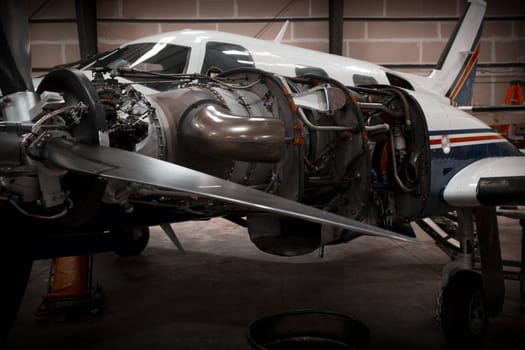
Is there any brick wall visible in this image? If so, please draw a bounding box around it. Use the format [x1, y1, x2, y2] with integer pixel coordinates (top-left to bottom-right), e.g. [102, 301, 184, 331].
[29, 0, 525, 105]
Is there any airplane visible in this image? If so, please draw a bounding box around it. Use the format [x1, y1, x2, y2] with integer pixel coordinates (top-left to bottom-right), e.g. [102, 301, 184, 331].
[1, 0, 524, 347]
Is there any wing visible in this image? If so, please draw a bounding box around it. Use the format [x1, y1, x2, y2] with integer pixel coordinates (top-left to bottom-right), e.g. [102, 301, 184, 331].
[443, 157, 525, 207]
[458, 105, 525, 126]
[42, 137, 415, 243]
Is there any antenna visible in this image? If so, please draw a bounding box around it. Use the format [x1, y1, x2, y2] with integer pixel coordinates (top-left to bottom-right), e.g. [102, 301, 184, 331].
[255, 0, 294, 39]
[274, 20, 290, 43]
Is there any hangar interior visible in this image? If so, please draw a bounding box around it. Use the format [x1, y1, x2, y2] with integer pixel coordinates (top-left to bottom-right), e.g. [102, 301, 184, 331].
[3, 0, 525, 349]
[29, 0, 525, 105]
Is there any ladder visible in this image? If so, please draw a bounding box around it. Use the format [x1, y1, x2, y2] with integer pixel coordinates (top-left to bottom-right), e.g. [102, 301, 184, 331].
[504, 80, 525, 105]
[493, 81, 525, 147]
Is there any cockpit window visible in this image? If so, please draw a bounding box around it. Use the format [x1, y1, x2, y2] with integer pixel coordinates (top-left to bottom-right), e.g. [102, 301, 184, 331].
[80, 43, 190, 75]
[201, 42, 255, 75]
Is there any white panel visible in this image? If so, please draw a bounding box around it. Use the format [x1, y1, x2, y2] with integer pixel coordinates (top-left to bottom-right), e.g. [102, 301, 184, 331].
[443, 157, 525, 206]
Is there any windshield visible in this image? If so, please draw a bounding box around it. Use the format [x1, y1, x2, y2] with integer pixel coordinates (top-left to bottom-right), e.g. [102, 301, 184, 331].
[81, 43, 190, 75]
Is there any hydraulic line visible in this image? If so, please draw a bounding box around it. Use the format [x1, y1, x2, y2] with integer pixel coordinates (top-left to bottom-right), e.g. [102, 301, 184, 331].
[389, 129, 414, 193]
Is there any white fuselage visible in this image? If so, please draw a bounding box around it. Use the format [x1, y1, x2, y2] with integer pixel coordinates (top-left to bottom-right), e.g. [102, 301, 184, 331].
[117, 30, 473, 132]
[79, 29, 523, 211]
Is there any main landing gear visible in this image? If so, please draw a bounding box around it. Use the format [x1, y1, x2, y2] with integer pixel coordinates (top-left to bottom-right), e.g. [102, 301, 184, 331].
[113, 224, 186, 258]
[416, 207, 507, 347]
[114, 227, 150, 258]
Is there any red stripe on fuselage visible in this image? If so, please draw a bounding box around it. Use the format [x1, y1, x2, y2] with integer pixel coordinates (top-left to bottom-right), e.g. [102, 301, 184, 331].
[430, 133, 505, 147]
[450, 134, 504, 143]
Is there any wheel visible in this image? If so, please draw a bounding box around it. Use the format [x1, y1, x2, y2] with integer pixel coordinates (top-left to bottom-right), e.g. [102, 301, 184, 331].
[114, 227, 150, 257]
[439, 270, 488, 347]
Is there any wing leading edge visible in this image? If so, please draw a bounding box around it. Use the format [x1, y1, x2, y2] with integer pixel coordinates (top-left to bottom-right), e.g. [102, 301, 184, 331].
[443, 157, 525, 207]
[42, 138, 415, 243]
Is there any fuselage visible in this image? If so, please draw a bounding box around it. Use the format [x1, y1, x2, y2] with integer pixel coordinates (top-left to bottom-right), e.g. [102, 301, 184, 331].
[80, 30, 523, 215]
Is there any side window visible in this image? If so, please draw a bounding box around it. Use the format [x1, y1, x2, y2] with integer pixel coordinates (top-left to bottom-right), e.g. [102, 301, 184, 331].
[386, 72, 414, 90]
[353, 74, 378, 86]
[201, 42, 255, 75]
[295, 66, 329, 78]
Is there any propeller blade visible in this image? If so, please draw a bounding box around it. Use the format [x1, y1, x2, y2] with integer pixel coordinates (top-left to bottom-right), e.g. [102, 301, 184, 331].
[0, 1, 33, 94]
[42, 138, 417, 243]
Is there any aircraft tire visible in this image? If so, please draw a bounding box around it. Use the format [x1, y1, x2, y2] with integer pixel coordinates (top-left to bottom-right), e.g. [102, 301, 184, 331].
[114, 227, 150, 258]
[440, 270, 488, 347]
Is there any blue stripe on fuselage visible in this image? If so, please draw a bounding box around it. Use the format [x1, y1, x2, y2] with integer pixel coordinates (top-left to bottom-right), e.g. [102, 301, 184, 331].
[453, 64, 478, 106]
[428, 128, 494, 136]
[422, 141, 523, 216]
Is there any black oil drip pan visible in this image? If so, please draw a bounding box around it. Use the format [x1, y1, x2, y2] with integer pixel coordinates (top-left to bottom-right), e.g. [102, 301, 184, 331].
[247, 310, 371, 350]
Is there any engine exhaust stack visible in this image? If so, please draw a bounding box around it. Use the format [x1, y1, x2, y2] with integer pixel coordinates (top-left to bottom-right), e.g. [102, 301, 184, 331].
[179, 103, 285, 163]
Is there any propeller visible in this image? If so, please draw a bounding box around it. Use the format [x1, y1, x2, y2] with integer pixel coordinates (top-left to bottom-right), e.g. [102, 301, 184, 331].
[0, 0, 416, 244]
[42, 137, 417, 243]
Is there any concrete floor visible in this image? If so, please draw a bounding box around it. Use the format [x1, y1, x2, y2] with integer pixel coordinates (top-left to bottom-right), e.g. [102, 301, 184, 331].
[5, 215, 525, 349]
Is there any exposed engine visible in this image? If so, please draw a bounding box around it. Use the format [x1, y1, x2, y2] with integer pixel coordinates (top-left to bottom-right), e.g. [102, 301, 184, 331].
[0, 67, 429, 256]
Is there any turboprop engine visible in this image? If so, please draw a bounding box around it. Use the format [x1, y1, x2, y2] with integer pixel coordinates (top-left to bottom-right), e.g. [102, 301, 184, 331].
[81, 68, 429, 255]
[1, 67, 430, 256]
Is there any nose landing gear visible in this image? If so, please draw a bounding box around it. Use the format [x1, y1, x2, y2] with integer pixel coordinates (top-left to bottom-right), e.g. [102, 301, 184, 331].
[438, 270, 488, 346]
[417, 206, 509, 347]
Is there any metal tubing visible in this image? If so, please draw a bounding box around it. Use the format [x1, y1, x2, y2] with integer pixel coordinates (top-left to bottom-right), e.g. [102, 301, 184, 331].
[297, 108, 355, 131]
[388, 129, 413, 192]
[364, 123, 390, 132]
[358, 102, 405, 118]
